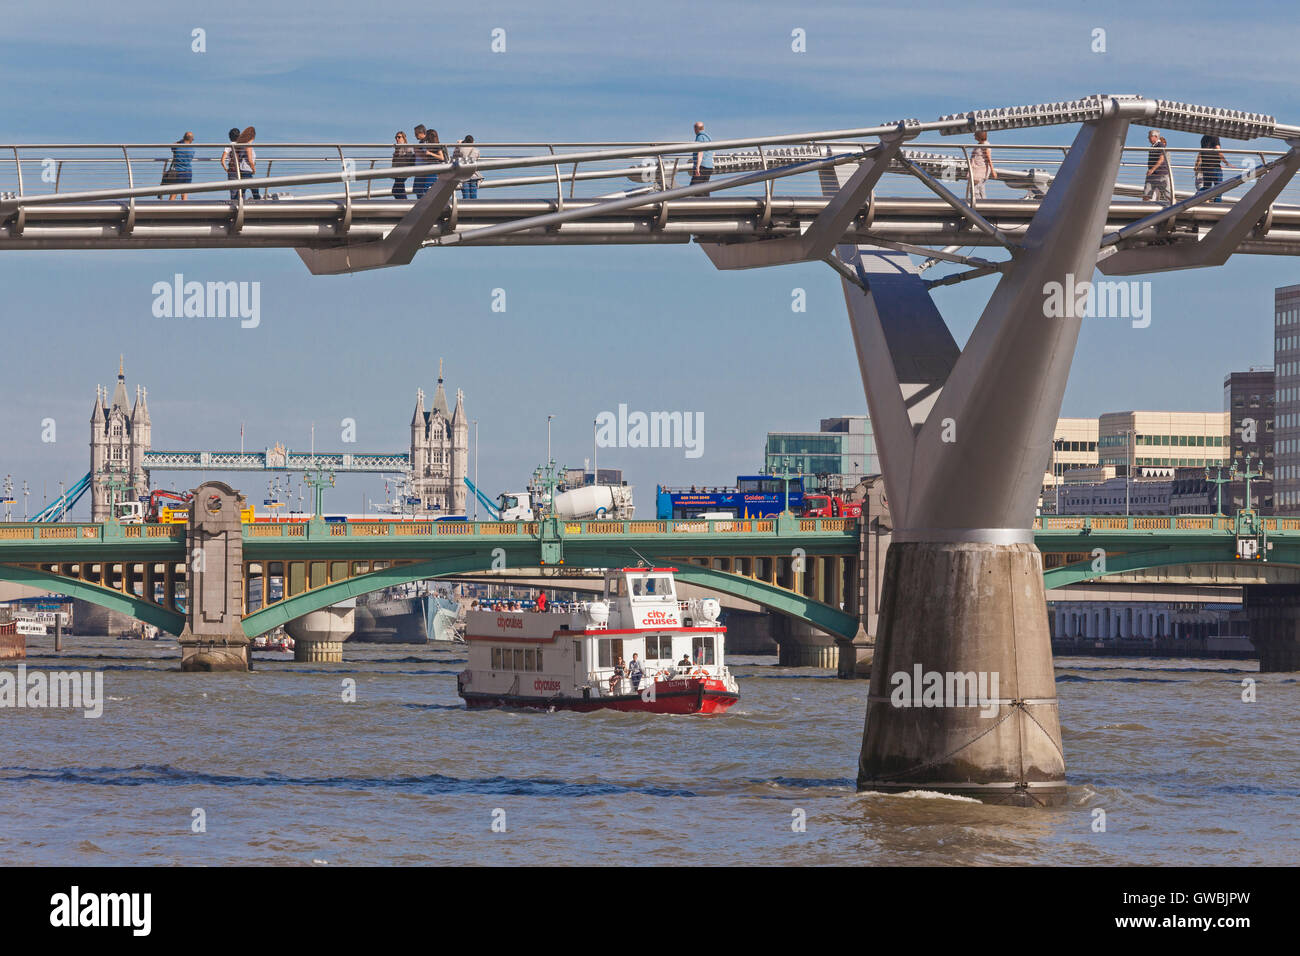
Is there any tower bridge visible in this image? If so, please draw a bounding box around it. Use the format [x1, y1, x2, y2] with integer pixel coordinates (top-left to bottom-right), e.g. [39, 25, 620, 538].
[73, 360, 465, 521]
[9, 93, 1300, 803]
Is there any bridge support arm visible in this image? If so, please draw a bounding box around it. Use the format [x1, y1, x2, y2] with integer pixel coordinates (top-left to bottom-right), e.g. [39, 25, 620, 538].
[295, 167, 469, 275]
[698, 136, 906, 270]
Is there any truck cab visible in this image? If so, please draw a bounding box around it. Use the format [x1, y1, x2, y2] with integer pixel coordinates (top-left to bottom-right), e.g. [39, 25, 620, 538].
[802, 494, 862, 518]
[111, 501, 145, 524]
[496, 492, 535, 522]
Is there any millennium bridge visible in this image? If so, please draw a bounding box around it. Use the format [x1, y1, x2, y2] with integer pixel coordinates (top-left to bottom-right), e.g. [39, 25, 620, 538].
[8, 93, 1300, 803]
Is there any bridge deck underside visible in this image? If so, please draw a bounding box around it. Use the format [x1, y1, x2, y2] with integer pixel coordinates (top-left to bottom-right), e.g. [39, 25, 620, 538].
[6, 196, 1300, 254]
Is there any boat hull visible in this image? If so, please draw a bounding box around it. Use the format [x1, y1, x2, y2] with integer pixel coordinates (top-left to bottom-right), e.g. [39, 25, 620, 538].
[460, 678, 737, 715]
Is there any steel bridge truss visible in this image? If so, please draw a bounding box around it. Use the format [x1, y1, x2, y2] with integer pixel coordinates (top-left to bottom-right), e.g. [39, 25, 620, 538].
[2, 95, 1298, 275]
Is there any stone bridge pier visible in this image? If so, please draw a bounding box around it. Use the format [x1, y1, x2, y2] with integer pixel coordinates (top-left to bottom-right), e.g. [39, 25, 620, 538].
[1243, 584, 1300, 671]
[178, 481, 251, 672]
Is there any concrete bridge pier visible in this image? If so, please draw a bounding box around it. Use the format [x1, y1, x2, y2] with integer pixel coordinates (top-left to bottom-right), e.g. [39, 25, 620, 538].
[837, 477, 890, 679]
[286, 600, 356, 663]
[774, 615, 839, 667]
[1243, 584, 1300, 671]
[837, 107, 1136, 804]
[178, 481, 251, 672]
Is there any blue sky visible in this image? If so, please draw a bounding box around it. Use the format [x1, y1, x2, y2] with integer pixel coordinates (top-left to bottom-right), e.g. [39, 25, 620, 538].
[1, 0, 1298, 517]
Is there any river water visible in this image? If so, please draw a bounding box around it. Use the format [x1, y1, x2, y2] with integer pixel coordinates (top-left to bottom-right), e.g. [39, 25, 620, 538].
[2, 636, 1296, 866]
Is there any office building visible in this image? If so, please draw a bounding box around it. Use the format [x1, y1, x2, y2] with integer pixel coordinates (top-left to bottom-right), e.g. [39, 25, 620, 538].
[1273, 284, 1300, 512]
[1223, 368, 1274, 514]
[764, 415, 878, 492]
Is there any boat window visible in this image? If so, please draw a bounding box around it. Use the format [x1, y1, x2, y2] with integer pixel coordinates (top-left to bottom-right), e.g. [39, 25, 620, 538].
[524, 649, 535, 671]
[492, 647, 502, 669]
[597, 638, 623, 668]
[691, 636, 716, 665]
[512, 648, 524, 670]
[647, 576, 673, 597]
[630, 576, 645, 597]
[536, 649, 543, 671]
[646, 635, 671, 659]
[574, 640, 582, 663]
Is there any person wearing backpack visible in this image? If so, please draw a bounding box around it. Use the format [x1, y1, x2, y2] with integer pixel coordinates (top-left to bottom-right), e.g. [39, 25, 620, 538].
[452, 134, 483, 199]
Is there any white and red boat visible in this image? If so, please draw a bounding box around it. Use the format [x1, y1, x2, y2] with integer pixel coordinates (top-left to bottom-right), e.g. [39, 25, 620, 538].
[457, 567, 738, 714]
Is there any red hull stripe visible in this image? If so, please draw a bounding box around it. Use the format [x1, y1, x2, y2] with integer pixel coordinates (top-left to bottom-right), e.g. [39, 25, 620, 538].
[460, 688, 739, 715]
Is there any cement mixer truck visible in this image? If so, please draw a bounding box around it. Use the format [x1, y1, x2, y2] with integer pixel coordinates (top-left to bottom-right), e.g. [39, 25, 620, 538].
[552, 483, 635, 520]
[464, 477, 634, 521]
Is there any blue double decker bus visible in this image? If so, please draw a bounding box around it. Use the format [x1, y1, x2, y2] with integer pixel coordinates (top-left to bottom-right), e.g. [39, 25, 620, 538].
[656, 475, 805, 519]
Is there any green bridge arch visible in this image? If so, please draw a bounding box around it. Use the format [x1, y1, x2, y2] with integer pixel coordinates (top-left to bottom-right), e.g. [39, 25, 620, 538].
[1041, 544, 1260, 590]
[0, 564, 187, 635]
[242, 549, 860, 639]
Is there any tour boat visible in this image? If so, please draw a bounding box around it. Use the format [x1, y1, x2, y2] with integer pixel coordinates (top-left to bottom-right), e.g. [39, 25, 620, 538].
[457, 567, 738, 714]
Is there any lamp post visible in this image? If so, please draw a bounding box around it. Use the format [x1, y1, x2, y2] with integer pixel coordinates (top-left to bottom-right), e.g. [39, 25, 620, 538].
[1119, 428, 1133, 517]
[472, 419, 479, 520]
[1240, 455, 1262, 514]
[1205, 463, 1233, 516]
[1052, 437, 1061, 515]
[547, 414, 554, 468]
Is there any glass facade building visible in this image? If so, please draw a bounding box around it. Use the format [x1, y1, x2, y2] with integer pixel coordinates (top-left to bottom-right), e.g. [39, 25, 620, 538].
[764, 416, 878, 492]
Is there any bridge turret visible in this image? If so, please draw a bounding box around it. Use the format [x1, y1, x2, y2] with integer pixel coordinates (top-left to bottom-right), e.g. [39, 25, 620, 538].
[452, 388, 468, 512]
[90, 384, 106, 425]
[431, 357, 450, 418]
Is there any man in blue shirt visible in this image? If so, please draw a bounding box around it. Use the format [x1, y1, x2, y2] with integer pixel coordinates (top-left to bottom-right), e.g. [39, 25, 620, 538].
[166, 131, 195, 201]
[690, 121, 713, 190]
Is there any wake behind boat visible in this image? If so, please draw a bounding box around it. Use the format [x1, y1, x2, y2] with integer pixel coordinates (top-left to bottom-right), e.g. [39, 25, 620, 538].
[457, 567, 738, 714]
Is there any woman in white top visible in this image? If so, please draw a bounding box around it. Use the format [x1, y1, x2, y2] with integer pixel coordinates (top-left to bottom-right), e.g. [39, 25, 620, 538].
[969, 130, 996, 202]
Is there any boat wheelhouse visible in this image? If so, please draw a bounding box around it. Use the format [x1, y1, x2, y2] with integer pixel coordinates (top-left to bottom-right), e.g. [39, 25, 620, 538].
[457, 567, 738, 714]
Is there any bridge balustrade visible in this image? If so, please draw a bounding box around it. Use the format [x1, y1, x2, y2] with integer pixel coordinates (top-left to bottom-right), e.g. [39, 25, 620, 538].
[6, 141, 1296, 212]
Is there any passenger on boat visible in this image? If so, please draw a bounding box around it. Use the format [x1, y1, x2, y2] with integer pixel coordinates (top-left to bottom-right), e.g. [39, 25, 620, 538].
[628, 654, 643, 691]
[536, 591, 547, 612]
[609, 656, 626, 695]
[678, 654, 691, 667]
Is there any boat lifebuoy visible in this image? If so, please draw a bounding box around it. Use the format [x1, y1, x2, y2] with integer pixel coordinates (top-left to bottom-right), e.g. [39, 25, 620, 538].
[692, 667, 708, 680]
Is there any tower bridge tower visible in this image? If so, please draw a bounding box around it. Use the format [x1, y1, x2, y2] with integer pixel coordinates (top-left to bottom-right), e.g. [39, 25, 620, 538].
[409, 360, 468, 513]
[89, 357, 151, 520]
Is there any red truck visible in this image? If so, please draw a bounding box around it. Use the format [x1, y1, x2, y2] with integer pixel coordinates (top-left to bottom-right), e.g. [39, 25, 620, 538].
[801, 493, 862, 518]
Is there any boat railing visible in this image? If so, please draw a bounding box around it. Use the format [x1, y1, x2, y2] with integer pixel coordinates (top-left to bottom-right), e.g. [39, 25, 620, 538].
[588, 663, 722, 695]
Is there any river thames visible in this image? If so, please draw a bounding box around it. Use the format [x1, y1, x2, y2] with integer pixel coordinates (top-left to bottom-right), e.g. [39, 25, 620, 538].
[2, 636, 1296, 866]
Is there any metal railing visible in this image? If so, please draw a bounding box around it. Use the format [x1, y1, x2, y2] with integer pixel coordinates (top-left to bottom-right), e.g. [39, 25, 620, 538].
[4, 140, 1298, 210]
